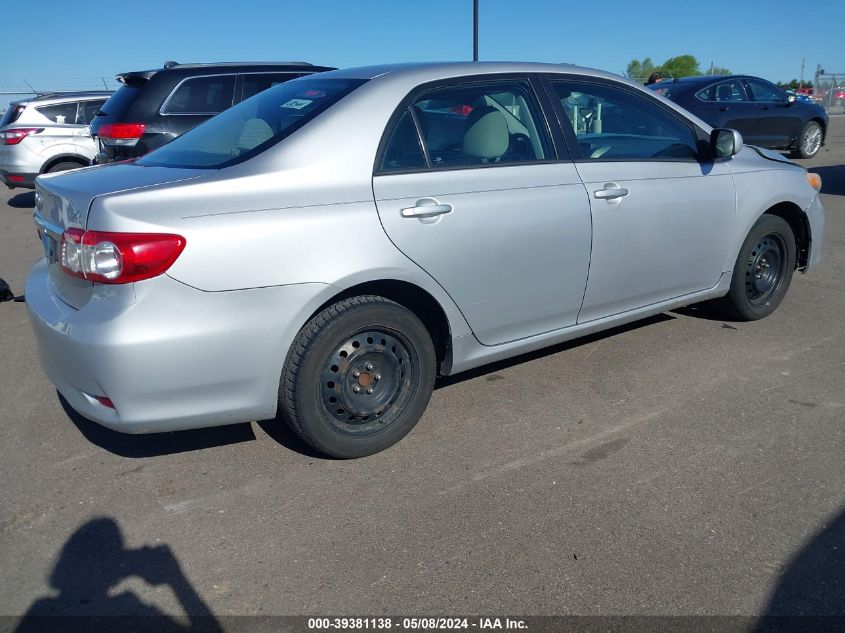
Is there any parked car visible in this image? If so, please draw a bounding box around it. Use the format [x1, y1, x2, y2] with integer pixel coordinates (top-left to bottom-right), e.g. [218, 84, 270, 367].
[785, 89, 813, 104]
[27, 62, 824, 458]
[648, 75, 828, 158]
[90, 61, 333, 164]
[0, 91, 112, 189]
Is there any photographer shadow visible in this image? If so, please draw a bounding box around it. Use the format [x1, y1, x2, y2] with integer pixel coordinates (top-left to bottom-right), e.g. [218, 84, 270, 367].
[14, 517, 223, 633]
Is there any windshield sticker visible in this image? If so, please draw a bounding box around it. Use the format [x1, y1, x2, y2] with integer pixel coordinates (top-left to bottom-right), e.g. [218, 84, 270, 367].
[281, 98, 313, 109]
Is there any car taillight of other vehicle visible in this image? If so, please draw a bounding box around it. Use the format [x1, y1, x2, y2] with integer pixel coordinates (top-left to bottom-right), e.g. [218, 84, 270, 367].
[97, 123, 146, 147]
[1, 128, 44, 145]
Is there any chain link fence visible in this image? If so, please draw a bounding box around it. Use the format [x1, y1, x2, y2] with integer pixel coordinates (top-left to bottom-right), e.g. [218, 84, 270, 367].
[810, 72, 845, 115]
[0, 77, 120, 114]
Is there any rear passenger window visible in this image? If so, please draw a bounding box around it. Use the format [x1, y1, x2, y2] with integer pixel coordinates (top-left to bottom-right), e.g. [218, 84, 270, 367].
[36, 102, 79, 124]
[79, 100, 107, 125]
[241, 73, 302, 101]
[409, 80, 552, 168]
[162, 75, 236, 114]
[380, 110, 426, 171]
[552, 81, 698, 160]
[696, 80, 746, 102]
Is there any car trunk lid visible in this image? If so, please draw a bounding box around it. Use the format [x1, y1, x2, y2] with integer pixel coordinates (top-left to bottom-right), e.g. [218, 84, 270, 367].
[34, 163, 209, 309]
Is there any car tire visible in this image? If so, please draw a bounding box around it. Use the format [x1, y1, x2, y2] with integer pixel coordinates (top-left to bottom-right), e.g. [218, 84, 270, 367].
[791, 121, 823, 159]
[279, 295, 436, 458]
[717, 215, 796, 321]
[46, 161, 84, 174]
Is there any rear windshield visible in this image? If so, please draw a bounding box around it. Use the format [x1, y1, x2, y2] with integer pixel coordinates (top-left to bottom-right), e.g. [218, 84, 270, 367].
[0, 103, 26, 127]
[137, 77, 367, 169]
[94, 84, 143, 121]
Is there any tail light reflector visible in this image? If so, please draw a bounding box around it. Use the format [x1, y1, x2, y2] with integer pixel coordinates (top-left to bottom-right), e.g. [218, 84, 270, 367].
[61, 229, 186, 284]
[1, 128, 44, 145]
[97, 123, 146, 147]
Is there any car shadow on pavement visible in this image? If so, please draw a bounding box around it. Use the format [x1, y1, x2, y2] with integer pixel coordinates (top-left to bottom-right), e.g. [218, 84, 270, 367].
[59, 393, 256, 459]
[7, 191, 36, 208]
[12, 517, 224, 633]
[753, 508, 844, 631]
[808, 165, 845, 196]
[435, 313, 675, 389]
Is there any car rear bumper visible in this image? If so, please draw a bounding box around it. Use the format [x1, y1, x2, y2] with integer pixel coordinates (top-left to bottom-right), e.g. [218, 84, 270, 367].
[0, 169, 37, 188]
[25, 258, 333, 433]
[0, 151, 39, 188]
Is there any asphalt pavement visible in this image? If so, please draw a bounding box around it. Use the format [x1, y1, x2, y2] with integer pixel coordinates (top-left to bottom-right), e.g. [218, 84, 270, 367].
[1, 120, 843, 627]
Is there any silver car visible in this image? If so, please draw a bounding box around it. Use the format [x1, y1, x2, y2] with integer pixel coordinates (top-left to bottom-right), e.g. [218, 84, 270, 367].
[0, 91, 111, 189]
[26, 63, 824, 457]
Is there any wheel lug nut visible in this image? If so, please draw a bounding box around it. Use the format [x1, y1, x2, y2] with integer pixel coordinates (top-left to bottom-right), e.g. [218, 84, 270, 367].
[374, 373, 381, 381]
[352, 385, 361, 393]
[353, 370, 361, 378]
[366, 388, 374, 394]
[366, 363, 374, 371]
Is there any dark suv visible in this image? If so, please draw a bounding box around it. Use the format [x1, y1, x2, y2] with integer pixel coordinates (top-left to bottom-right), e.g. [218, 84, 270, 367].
[91, 61, 333, 163]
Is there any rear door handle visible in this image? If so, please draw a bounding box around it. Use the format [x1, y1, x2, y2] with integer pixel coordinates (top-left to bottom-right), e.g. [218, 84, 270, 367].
[400, 198, 453, 218]
[593, 184, 629, 201]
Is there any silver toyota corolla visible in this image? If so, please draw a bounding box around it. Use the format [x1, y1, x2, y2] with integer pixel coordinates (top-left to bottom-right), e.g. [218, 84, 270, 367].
[26, 62, 825, 457]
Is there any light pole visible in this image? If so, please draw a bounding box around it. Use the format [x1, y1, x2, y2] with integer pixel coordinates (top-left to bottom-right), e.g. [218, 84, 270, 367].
[473, 0, 479, 61]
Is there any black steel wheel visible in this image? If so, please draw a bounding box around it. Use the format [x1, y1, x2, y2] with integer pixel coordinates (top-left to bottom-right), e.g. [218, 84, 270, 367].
[719, 215, 796, 321]
[279, 296, 436, 458]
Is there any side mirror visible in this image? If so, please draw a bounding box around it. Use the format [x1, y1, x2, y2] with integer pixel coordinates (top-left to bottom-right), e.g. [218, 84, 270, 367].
[787, 94, 797, 104]
[711, 128, 743, 158]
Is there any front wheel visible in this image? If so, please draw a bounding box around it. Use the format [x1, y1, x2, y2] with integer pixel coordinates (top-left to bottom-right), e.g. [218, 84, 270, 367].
[717, 215, 796, 321]
[791, 121, 823, 159]
[279, 296, 436, 458]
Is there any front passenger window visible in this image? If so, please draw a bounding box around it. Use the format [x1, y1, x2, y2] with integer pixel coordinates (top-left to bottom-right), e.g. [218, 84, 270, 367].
[552, 81, 699, 160]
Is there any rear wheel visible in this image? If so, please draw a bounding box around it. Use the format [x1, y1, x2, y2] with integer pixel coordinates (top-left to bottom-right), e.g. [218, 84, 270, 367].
[791, 121, 823, 159]
[46, 161, 84, 174]
[717, 215, 796, 321]
[279, 296, 436, 458]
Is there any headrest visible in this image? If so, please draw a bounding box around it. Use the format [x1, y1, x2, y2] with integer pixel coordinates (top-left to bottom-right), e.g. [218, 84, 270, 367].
[462, 106, 509, 160]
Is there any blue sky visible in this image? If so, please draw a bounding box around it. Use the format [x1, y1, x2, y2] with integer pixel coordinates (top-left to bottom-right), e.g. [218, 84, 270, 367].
[1, 0, 842, 88]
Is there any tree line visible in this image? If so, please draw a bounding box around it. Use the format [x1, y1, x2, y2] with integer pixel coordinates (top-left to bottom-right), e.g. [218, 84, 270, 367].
[626, 55, 730, 82]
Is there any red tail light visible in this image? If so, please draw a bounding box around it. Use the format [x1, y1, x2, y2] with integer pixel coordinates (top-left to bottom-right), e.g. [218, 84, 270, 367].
[60, 229, 186, 284]
[450, 105, 474, 116]
[1, 128, 44, 145]
[98, 123, 146, 147]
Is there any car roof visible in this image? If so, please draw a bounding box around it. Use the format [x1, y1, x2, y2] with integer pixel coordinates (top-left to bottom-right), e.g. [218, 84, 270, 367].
[12, 91, 113, 106]
[117, 61, 334, 81]
[320, 61, 624, 82]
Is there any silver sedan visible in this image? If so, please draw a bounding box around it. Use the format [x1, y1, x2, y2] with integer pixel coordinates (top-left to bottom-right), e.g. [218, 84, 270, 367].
[26, 62, 825, 457]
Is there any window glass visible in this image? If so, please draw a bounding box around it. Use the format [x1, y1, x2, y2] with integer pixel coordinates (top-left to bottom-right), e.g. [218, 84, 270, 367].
[696, 79, 746, 102]
[36, 102, 79, 124]
[79, 100, 107, 125]
[410, 80, 551, 168]
[552, 81, 698, 160]
[380, 109, 426, 171]
[746, 79, 785, 102]
[137, 78, 366, 169]
[162, 75, 236, 114]
[241, 73, 303, 101]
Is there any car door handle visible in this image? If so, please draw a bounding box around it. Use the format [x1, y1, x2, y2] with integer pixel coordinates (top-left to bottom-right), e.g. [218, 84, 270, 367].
[717, 106, 729, 111]
[400, 199, 453, 218]
[593, 184, 629, 201]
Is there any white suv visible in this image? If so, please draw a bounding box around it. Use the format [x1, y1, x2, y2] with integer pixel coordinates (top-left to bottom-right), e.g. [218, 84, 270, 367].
[0, 91, 111, 189]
